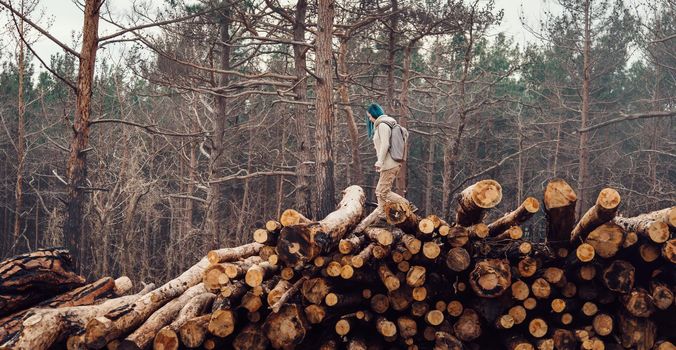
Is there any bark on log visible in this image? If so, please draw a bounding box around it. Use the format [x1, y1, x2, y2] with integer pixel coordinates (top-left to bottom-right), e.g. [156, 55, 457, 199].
[339, 234, 365, 254]
[118, 284, 208, 350]
[1, 286, 152, 350]
[207, 242, 263, 264]
[270, 276, 307, 313]
[0, 277, 118, 343]
[383, 201, 421, 233]
[455, 180, 503, 226]
[570, 188, 621, 243]
[267, 280, 293, 306]
[543, 179, 577, 242]
[614, 210, 670, 244]
[351, 242, 375, 268]
[635, 206, 675, 228]
[152, 293, 215, 350]
[277, 186, 365, 266]
[0, 248, 85, 317]
[85, 245, 253, 349]
[487, 197, 539, 236]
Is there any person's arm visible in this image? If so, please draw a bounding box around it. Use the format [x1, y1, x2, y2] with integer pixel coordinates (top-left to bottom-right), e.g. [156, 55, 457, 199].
[374, 123, 391, 169]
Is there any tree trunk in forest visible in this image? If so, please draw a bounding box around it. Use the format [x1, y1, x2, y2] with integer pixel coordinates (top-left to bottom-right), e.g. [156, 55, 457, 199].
[293, 0, 313, 217]
[442, 27, 474, 219]
[396, 42, 414, 197]
[314, 0, 336, 218]
[236, 127, 254, 238]
[337, 37, 364, 185]
[63, 0, 102, 271]
[13, 2, 26, 252]
[424, 135, 435, 213]
[386, 0, 398, 113]
[206, 4, 231, 248]
[577, 0, 591, 218]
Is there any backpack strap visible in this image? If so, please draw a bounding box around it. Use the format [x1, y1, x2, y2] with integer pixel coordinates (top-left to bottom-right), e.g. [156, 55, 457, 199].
[380, 120, 397, 129]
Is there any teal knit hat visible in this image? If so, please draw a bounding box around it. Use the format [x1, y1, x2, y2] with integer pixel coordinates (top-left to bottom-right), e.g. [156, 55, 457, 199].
[366, 103, 384, 139]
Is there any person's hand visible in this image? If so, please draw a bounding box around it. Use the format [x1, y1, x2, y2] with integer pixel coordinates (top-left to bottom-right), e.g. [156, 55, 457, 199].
[375, 165, 381, 172]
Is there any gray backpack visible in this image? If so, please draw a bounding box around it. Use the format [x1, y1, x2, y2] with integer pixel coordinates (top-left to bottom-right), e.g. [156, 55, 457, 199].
[382, 120, 409, 162]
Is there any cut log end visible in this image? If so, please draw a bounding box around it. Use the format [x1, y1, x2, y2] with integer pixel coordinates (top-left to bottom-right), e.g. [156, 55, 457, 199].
[576, 243, 595, 262]
[544, 179, 577, 209]
[471, 180, 503, 209]
[528, 318, 548, 338]
[647, 221, 669, 243]
[592, 314, 613, 336]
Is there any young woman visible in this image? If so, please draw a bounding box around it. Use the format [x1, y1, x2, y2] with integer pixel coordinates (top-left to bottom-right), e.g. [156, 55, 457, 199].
[366, 103, 407, 210]
[355, 103, 413, 232]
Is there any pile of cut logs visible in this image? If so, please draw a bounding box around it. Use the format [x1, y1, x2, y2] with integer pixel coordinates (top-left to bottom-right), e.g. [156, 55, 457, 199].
[1, 179, 674, 350]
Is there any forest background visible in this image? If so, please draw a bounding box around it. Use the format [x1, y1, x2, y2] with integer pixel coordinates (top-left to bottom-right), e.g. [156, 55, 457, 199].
[0, 0, 673, 282]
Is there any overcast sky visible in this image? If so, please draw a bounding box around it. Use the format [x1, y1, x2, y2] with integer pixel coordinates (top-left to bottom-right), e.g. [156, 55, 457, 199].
[1, 0, 554, 70]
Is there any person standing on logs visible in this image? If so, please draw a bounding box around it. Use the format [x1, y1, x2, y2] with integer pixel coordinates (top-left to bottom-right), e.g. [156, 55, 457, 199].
[359, 103, 415, 229]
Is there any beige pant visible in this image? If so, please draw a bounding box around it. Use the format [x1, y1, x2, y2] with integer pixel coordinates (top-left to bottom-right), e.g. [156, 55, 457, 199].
[357, 164, 407, 231]
[375, 164, 407, 208]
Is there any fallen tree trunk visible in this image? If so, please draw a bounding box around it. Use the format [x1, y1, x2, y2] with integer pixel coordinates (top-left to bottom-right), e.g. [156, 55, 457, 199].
[0, 283, 154, 350]
[0, 248, 85, 317]
[0, 276, 127, 344]
[152, 292, 215, 350]
[277, 186, 365, 266]
[487, 197, 539, 236]
[383, 201, 420, 233]
[84, 244, 258, 349]
[570, 188, 621, 243]
[117, 284, 208, 350]
[455, 180, 503, 227]
[614, 209, 671, 243]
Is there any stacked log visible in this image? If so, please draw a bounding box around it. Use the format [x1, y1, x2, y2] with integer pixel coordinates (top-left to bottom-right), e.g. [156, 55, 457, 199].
[0, 181, 673, 350]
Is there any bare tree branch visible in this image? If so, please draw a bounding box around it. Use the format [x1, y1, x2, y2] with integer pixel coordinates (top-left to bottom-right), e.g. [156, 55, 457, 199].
[578, 110, 676, 133]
